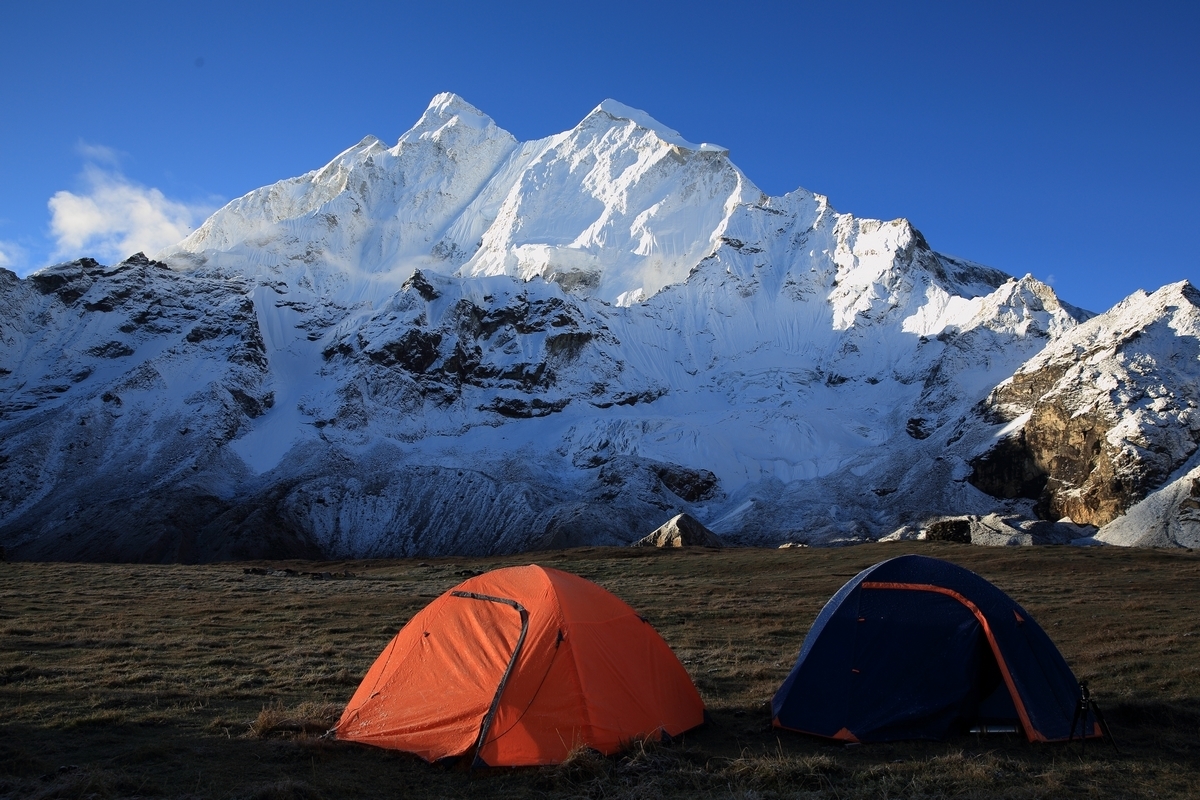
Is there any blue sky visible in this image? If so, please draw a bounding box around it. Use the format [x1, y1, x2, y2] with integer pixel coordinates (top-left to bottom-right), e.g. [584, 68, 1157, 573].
[1, 0, 1196, 314]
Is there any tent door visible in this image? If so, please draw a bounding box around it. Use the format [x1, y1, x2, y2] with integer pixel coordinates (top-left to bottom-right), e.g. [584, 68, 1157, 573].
[972, 641, 1019, 727]
[450, 590, 530, 768]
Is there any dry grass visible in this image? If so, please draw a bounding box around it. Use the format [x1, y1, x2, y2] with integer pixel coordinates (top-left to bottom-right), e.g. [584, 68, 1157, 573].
[1, 542, 1198, 798]
[246, 701, 341, 739]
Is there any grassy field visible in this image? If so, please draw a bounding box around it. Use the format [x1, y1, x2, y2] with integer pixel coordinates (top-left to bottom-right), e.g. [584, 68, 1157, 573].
[2, 542, 1199, 799]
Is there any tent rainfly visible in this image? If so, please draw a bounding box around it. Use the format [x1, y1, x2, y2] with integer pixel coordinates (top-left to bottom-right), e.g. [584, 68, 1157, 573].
[772, 554, 1101, 743]
[335, 565, 705, 766]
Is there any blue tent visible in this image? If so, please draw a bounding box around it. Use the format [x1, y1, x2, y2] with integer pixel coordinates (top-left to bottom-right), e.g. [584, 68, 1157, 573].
[772, 554, 1099, 743]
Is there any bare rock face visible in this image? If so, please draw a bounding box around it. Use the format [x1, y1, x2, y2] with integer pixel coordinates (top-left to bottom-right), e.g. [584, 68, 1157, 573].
[925, 518, 971, 543]
[652, 464, 719, 502]
[969, 282, 1200, 527]
[633, 513, 723, 548]
[966, 429, 1048, 500]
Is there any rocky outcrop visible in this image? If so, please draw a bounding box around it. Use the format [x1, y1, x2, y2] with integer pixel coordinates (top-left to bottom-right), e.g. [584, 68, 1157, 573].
[969, 282, 1200, 527]
[633, 513, 723, 548]
[925, 517, 972, 543]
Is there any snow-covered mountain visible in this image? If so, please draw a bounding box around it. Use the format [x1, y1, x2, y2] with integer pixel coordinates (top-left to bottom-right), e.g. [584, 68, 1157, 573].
[165, 94, 759, 307]
[1, 94, 1195, 561]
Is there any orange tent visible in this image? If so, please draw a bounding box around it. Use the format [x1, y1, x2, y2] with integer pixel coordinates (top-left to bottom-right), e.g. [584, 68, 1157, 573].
[335, 564, 705, 766]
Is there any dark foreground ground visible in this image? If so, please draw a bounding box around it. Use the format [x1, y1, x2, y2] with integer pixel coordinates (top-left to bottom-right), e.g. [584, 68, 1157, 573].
[2, 542, 1199, 799]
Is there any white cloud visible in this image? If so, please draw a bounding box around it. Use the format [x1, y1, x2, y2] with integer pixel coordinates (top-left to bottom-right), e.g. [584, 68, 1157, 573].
[74, 141, 122, 167]
[0, 239, 27, 271]
[48, 163, 216, 265]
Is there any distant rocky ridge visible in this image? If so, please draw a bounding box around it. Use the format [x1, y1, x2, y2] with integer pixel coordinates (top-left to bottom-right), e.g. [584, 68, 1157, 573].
[2, 94, 1197, 561]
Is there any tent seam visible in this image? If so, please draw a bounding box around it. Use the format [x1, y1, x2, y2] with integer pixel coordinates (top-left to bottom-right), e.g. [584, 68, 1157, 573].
[546, 568, 594, 747]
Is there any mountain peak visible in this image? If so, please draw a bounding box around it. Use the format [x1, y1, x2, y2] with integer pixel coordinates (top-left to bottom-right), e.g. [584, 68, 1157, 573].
[1164, 279, 1200, 306]
[399, 92, 500, 145]
[588, 99, 729, 155]
[426, 91, 485, 118]
[1103, 279, 1200, 326]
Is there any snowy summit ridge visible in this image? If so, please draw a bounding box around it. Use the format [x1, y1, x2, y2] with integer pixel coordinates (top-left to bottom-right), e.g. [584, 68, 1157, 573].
[2, 94, 1197, 561]
[163, 92, 760, 307]
[592, 99, 731, 154]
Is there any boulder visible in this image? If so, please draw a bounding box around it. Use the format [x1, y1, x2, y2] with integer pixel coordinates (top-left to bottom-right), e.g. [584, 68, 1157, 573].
[633, 513, 723, 548]
[918, 514, 1086, 546]
[925, 518, 972, 543]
